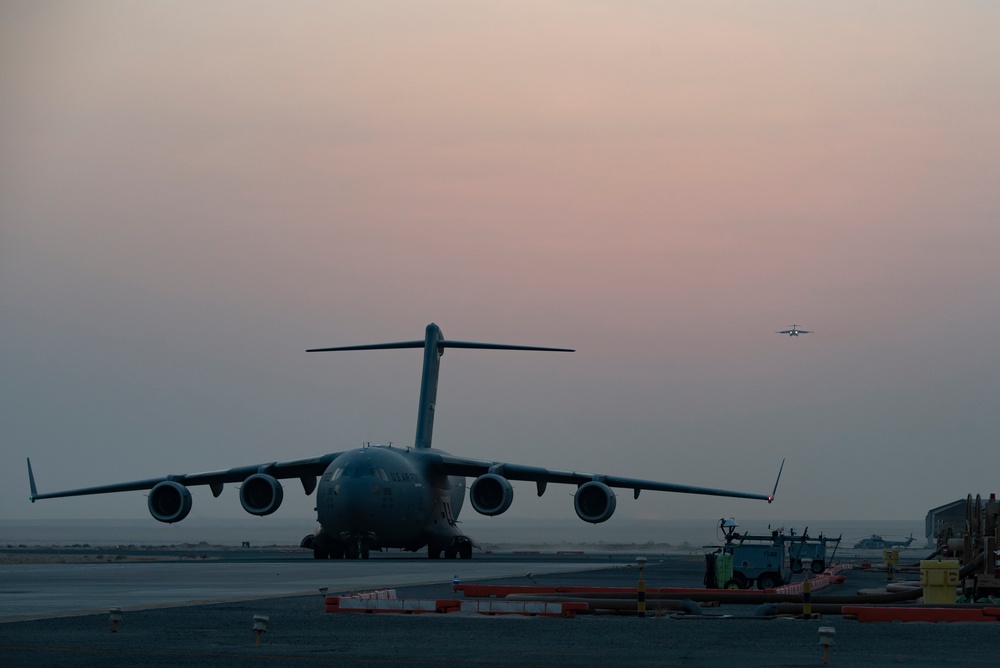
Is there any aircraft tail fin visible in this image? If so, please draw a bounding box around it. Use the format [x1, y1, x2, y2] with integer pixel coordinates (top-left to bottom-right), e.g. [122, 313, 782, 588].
[308, 324, 573, 450]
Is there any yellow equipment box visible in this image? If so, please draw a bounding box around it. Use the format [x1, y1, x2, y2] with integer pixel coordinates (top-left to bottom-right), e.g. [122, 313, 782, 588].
[920, 559, 959, 604]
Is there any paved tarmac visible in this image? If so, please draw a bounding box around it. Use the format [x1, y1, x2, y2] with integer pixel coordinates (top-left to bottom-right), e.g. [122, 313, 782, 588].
[0, 553, 620, 621]
[1, 551, 995, 667]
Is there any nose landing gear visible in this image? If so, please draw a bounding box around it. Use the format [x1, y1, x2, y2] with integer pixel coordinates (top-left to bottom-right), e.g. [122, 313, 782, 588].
[311, 532, 377, 559]
[428, 536, 473, 559]
[344, 539, 371, 559]
[346, 532, 378, 559]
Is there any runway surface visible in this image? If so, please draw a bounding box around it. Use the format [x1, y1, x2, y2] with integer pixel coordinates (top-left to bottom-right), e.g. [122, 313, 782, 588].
[2, 551, 995, 667]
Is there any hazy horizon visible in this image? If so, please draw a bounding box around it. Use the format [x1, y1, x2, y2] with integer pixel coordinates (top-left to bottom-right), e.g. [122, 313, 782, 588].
[1, 516, 927, 551]
[3, 2, 998, 525]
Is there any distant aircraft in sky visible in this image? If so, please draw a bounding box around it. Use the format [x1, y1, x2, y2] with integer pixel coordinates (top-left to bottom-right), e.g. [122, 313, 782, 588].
[776, 325, 811, 337]
[28, 323, 783, 560]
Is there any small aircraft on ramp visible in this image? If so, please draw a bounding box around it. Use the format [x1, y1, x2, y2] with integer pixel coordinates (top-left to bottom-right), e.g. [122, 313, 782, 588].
[28, 323, 783, 559]
[776, 325, 811, 337]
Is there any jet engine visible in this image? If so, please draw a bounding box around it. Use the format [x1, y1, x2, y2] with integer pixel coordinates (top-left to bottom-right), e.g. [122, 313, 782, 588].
[239, 474, 284, 516]
[469, 473, 514, 516]
[574, 481, 616, 523]
[148, 481, 193, 523]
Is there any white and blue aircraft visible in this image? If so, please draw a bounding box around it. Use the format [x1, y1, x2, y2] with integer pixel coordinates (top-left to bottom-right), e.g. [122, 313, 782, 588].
[28, 323, 782, 559]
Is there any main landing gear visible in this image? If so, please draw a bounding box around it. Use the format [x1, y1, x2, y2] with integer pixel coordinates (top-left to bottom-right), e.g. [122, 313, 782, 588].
[344, 540, 371, 560]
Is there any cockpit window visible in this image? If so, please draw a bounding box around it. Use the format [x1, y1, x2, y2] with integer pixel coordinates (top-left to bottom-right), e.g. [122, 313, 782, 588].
[340, 466, 376, 478]
[332, 464, 386, 479]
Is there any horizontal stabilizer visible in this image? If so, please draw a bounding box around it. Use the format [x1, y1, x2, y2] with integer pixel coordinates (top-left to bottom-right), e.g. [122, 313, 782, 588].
[307, 340, 425, 353]
[435, 340, 573, 352]
[307, 324, 573, 450]
[308, 340, 573, 353]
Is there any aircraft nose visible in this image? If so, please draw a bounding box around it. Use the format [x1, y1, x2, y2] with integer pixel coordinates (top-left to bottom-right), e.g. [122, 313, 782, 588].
[335, 477, 371, 500]
[326, 477, 381, 525]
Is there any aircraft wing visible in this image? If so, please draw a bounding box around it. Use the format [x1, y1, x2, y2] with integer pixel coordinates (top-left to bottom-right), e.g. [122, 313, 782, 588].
[27, 454, 341, 502]
[431, 454, 782, 502]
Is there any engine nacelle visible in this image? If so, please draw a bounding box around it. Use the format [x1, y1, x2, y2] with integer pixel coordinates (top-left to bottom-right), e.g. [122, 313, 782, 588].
[574, 481, 617, 524]
[240, 474, 284, 516]
[469, 473, 514, 516]
[148, 481, 193, 523]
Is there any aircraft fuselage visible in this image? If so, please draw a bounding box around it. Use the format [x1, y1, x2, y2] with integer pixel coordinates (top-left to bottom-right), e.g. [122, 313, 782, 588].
[312, 445, 467, 558]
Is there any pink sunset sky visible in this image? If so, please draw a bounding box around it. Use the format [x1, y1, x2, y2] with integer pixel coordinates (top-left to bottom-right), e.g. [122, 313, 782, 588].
[2, 2, 998, 530]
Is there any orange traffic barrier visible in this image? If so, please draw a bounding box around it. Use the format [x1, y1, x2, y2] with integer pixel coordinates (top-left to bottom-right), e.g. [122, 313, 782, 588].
[324, 595, 587, 617]
[459, 600, 588, 617]
[324, 596, 459, 614]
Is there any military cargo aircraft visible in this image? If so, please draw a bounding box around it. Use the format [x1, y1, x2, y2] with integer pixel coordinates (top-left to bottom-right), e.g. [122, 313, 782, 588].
[28, 323, 782, 559]
[776, 324, 811, 336]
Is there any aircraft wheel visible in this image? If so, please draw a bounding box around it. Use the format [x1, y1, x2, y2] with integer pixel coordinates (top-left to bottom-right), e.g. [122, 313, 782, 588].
[444, 546, 457, 559]
[313, 547, 329, 560]
[811, 560, 825, 574]
[459, 542, 473, 559]
[428, 547, 441, 559]
[361, 544, 370, 559]
[345, 542, 359, 559]
[330, 544, 345, 559]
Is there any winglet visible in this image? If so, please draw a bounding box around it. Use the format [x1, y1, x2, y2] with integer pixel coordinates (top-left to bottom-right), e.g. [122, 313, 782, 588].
[767, 458, 785, 503]
[27, 457, 38, 502]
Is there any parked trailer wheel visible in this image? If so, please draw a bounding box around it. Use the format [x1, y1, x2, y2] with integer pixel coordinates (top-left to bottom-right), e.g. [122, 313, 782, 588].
[756, 573, 781, 590]
[726, 572, 749, 589]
